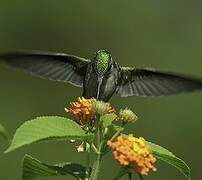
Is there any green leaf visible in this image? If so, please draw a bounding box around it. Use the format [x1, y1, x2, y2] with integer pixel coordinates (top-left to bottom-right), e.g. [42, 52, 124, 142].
[5, 116, 90, 153]
[148, 142, 174, 156]
[100, 113, 117, 128]
[23, 154, 86, 180]
[0, 123, 9, 141]
[147, 141, 191, 180]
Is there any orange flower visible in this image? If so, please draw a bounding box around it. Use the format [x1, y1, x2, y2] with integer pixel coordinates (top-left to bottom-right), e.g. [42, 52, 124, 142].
[107, 134, 156, 175]
[65, 97, 96, 125]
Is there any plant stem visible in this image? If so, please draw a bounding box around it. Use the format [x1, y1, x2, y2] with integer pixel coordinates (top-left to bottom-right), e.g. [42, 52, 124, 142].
[89, 150, 102, 180]
[89, 115, 103, 180]
[111, 127, 124, 140]
[95, 115, 101, 146]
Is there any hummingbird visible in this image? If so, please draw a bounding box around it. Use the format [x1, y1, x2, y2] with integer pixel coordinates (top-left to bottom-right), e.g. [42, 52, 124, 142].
[1, 49, 202, 102]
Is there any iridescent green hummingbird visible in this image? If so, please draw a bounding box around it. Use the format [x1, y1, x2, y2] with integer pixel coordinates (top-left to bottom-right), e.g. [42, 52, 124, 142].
[1, 50, 202, 102]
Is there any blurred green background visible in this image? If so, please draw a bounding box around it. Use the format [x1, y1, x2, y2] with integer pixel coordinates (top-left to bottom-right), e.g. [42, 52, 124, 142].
[0, 0, 202, 179]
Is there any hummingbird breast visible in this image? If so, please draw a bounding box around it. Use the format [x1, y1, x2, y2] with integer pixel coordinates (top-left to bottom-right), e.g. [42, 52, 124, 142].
[83, 62, 120, 102]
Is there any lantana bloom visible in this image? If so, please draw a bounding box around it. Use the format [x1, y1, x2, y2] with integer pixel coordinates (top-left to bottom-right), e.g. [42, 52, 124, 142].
[107, 134, 156, 175]
[66, 97, 116, 125]
[65, 97, 96, 125]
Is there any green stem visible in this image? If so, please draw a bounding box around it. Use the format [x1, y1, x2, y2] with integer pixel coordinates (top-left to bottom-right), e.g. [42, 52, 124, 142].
[95, 114, 101, 146]
[111, 127, 124, 140]
[89, 114, 103, 180]
[89, 151, 102, 180]
[92, 143, 99, 154]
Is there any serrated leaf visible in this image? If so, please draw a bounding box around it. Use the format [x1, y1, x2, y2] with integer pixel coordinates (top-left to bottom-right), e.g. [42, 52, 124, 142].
[23, 154, 86, 180]
[147, 141, 191, 180]
[100, 113, 117, 128]
[5, 116, 90, 153]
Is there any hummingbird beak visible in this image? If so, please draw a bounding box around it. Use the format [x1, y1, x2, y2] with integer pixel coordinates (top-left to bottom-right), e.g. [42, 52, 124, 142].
[96, 76, 104, 99]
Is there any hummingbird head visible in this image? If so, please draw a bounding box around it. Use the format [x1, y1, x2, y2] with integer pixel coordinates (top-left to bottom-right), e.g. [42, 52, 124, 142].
[93, 50, 112, 76]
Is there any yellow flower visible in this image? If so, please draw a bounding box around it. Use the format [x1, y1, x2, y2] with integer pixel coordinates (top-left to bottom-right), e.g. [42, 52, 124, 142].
[65, 97, 96, 125]
[92, 100, 116, 115]
[107, 134, 156, 175]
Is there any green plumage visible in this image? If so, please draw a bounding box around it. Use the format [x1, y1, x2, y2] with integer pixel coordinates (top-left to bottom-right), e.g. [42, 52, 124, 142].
[95, 50, 110, 75]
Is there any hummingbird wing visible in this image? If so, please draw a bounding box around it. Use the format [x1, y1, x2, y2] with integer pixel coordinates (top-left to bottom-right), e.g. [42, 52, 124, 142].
[116, 67, 202, 97]
[0, 51, 90, 87]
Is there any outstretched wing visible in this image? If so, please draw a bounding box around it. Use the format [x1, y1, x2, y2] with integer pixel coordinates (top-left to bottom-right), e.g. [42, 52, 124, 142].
[0, 51, 91, 87]
[116, 67, 202, 97]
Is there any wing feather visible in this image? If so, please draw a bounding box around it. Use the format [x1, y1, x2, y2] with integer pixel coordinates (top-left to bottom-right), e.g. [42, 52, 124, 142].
[116, 67, 202, 97]
[0, 51, 90, 87]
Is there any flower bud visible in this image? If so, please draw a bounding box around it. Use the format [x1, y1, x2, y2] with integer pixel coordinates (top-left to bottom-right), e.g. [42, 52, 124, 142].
[92, 100, 115, 115]
[119, 108, 138, 123]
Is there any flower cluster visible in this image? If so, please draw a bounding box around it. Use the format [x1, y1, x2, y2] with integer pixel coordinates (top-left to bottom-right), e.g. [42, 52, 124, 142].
[65, 97, 96, 125]
[107, 134, 156, 175]
[65, 97, 116, 126]
[66, 97, 157, 176]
